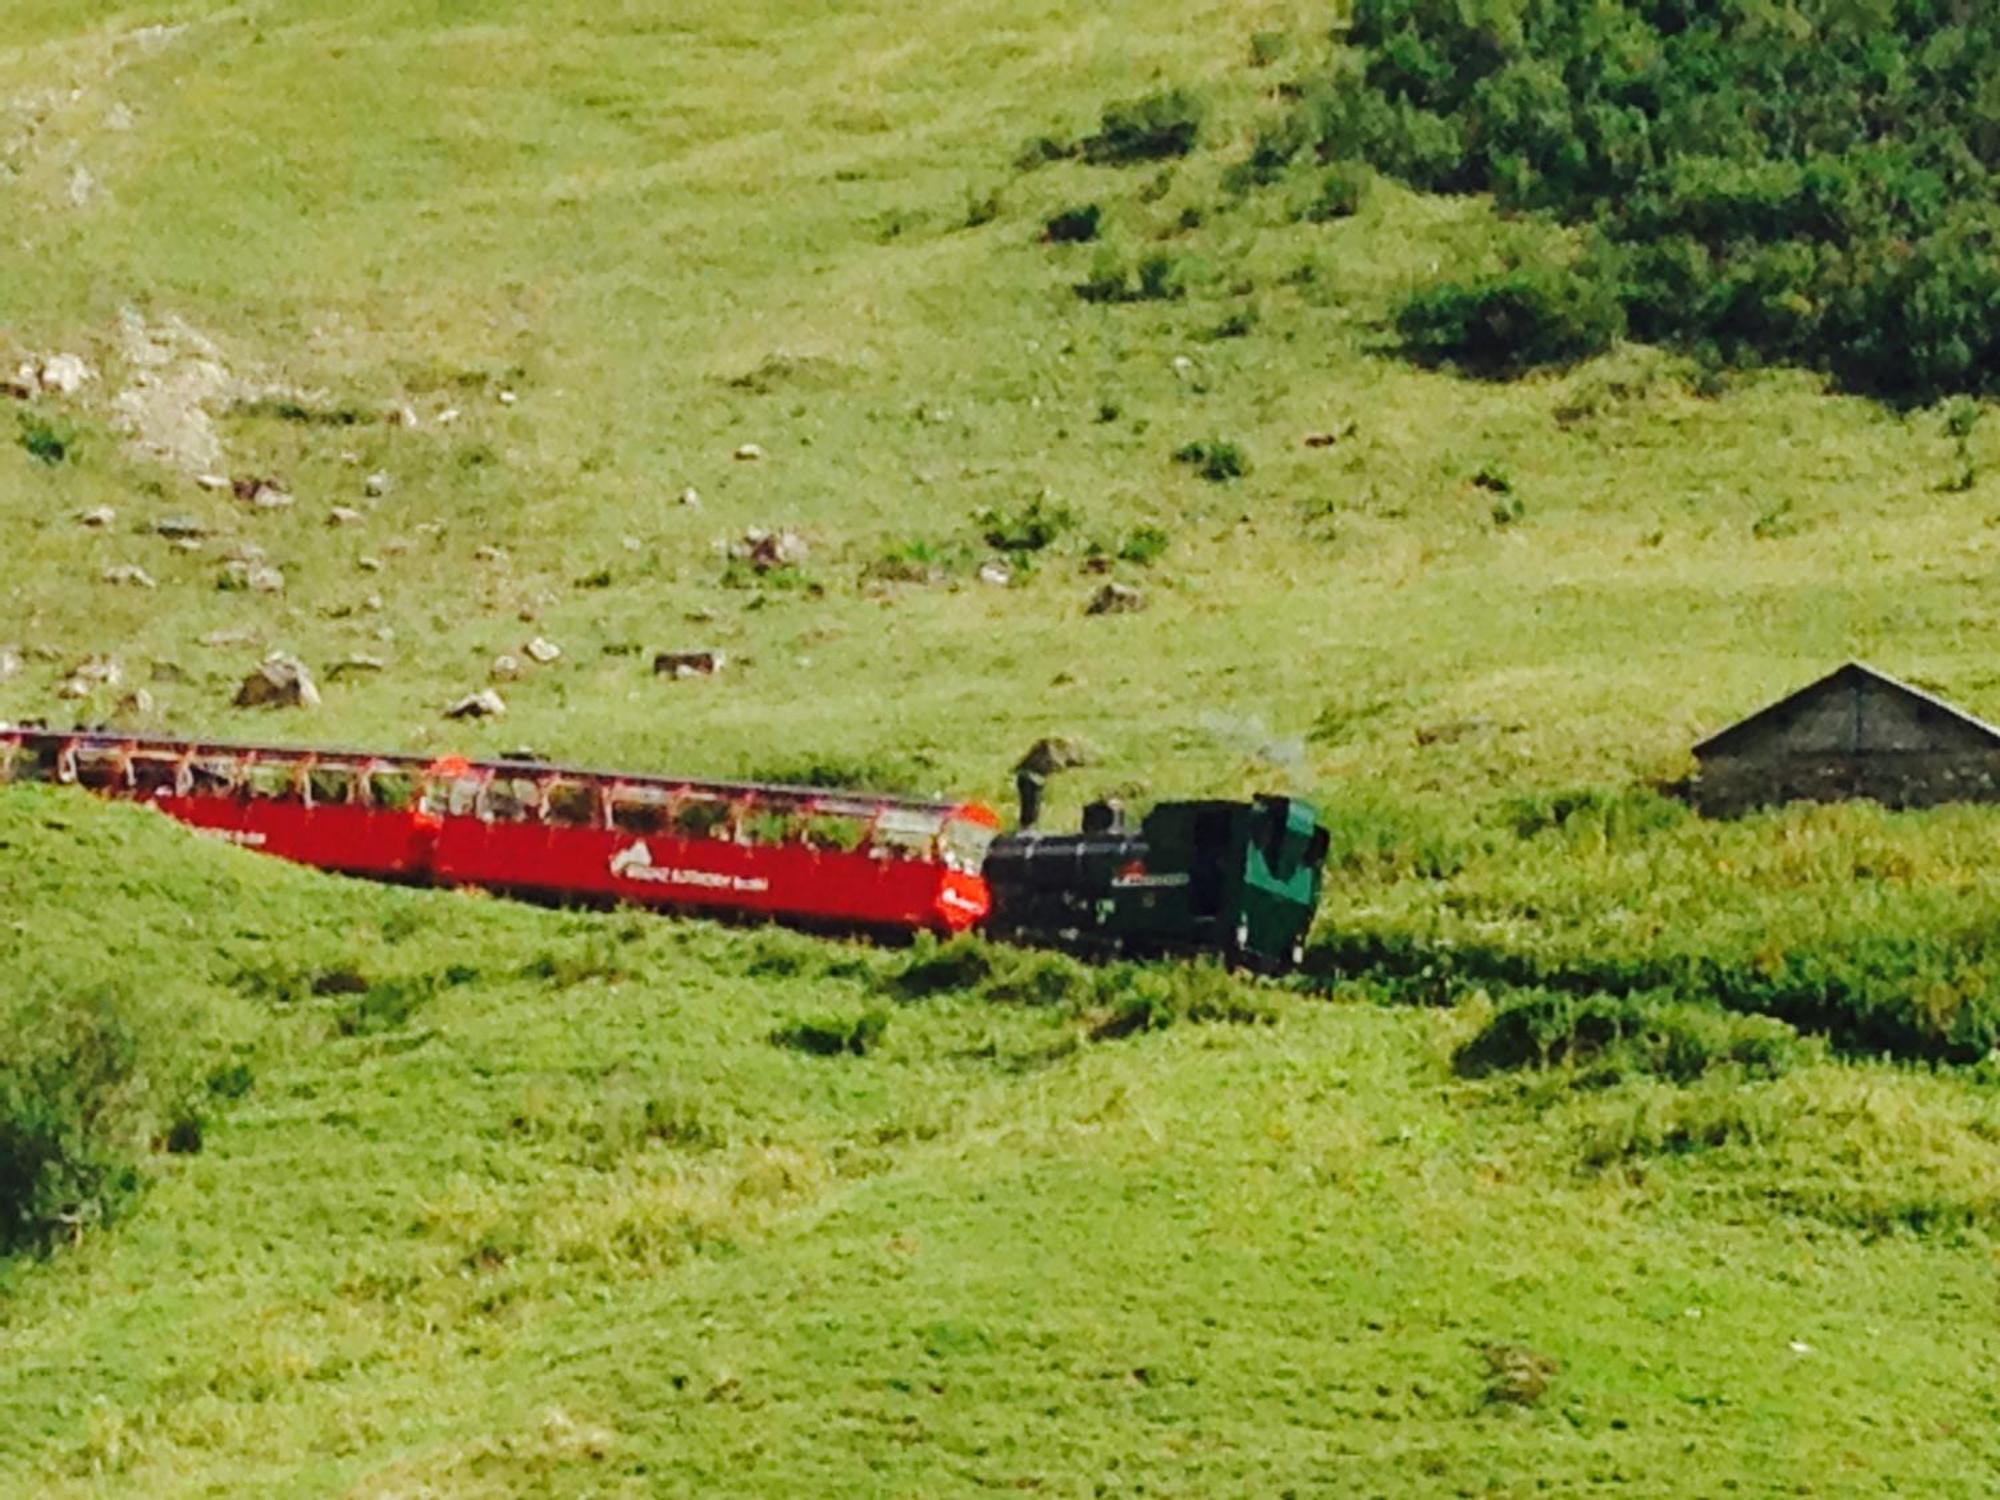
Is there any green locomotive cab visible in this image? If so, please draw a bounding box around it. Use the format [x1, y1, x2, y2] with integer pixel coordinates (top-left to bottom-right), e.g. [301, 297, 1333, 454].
[982, 793, 1329, 970]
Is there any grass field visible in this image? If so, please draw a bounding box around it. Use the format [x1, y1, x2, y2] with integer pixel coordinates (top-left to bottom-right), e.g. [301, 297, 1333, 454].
[5, 2, 2000, 1493]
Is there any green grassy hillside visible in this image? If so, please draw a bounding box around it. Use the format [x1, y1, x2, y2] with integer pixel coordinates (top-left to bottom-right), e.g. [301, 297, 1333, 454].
[5, 2, 2000, 1493]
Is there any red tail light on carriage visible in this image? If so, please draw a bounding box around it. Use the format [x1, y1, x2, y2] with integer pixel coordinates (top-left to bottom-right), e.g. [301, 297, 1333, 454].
[0, 727, 997, 937]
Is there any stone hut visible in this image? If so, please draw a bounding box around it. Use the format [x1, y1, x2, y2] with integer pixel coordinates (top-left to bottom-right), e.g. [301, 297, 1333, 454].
[1690, 661, 2000, 814]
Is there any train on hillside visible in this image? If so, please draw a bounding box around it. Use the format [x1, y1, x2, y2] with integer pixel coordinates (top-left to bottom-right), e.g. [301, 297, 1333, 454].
[0, 726, 1330, 971]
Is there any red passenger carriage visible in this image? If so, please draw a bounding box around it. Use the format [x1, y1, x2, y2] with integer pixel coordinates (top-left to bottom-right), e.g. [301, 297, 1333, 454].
[0, 728, 997, 935]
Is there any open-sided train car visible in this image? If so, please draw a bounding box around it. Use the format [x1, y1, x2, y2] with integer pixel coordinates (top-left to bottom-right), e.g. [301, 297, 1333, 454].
[0, 728, 999, 936]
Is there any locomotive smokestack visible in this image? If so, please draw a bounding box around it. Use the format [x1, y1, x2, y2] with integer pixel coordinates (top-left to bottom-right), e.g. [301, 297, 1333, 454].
[1016, 769, 1044, 830]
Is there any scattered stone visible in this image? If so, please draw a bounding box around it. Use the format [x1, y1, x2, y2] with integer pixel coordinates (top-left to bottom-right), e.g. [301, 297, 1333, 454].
[1081, 554, 1114, 575]
[497, 389, 518, 407]
[684, 607, 718, 624]
[473, 544, 506, 563]
[1171, 354, 1196, 378]
[1086, 582, 1145, 615]
[219, 559, 285, 593]
[0, 646, 21, 681]
[1016, 736, 1094, 776]
[1303, 421, 1357, 448]
[733, 442, 765, 462]
[362, 593, 384, 612]
[654, 648, 726, 679]
[327, 654, 387, 680]
[328, 505, 365, 527]
[491, 653, 523, 681]
[1482, 1344, 1559, 1408]
[55, 677, 91, 700]
[78, 505, 116, 528]
[382, 537, 410, 556]
[112, 688, 156, 721]
[364, 470, 392, 498]
[977, 560, 1012, 586]
[524, 636, 561, 664]
[735, 527, 808, 572]
[437, 407, 462, 426]
[194, 473, 231, 492]
[73, 656, 122, 687]
[154, 516, 206, 539]
[223, 540, 267, 564]
[621, 535, 642, 553]
[26, 353, 94, 397]
[357, 555, 383, 572]
[234, 653, 319, 709]
[445, 688, 507, 719]
[101, 564, 157, 588]
[678, 486, 701, 508]
[170, 537, 204, 554]
[385, 404, 420, 428]
[232, 476, 293, 509]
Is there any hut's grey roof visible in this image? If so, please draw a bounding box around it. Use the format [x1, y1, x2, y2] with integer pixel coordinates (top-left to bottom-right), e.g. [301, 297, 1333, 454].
[1693, 661, 2000, 759]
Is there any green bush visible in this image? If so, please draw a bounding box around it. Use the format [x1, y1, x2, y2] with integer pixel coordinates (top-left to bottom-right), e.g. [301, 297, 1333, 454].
[1261, 0, 2000, 401]
[1455, 991, 1807, 1086]
[1173, 438, 1249, 482]
[17, 415, 76, 465]
[0, 991, 189, 1253]
[1043, 204, 1101, 243]
[1396, 266, 1625, 375]
[770, 1009, 891, 1058]
[978, 495, 1076, 552]
[1084, 87, 1206, 165]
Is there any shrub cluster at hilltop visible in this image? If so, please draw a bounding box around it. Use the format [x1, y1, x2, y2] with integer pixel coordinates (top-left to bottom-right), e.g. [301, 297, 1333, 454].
[1259, 0, 2000, 401]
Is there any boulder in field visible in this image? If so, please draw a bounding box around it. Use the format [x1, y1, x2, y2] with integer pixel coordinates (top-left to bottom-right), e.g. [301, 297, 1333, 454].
[445, 688, 507, 719]
[234, 653, 319, 709]
[654, 648, 726, 679]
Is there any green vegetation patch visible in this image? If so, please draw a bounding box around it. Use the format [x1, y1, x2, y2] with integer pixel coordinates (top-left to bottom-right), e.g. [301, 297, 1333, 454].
[1251, 0, 2000, 400]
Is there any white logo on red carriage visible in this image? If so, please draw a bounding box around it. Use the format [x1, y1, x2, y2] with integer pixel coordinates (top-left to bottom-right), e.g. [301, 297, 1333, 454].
[610, 841, 769, 893]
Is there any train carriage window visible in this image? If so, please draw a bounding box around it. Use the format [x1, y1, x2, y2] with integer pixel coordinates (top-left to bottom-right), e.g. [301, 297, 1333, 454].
[188, 757, 238, 796]
[800, 811, 868, 852]
[611, 787, 674, 836]
[440, 776, 484, 818]
[74, 749, 127, 789]
[367, 768, 416, 810]
[740, 806, 802, 846]
[871, 808, 942, 861]
[129, 753, 183, 797]
[672, 797, 733, 840]
[307, 765, 359, 807]
[544, 779, 598, 827]
[246, 762, 298, 800]
[940, 816, 997, 873]
[480, 775, 543, 822]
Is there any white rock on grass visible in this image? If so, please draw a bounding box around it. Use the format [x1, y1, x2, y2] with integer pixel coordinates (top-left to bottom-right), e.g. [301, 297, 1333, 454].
[445, 688, 506, 719]
[78, 505, 116, 528]
[234, 653, 319, 709]
[733, 442, 765, 462]
[524, 636, 561, 664]
[101, 563, 157, 588]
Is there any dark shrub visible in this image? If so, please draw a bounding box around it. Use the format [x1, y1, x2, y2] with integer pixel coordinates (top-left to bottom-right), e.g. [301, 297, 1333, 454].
[1396, 266, 1624, 375]
[1174, 438, 1249, 482]
[979, 496, 1077, 552]
[1084, 88, 1207, 165]
[1455, 990, 1805, 1085]
[0, 994, 154, 1252]
[1044, 204, 1102, 243]
[771, 1009, 890, 1057]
